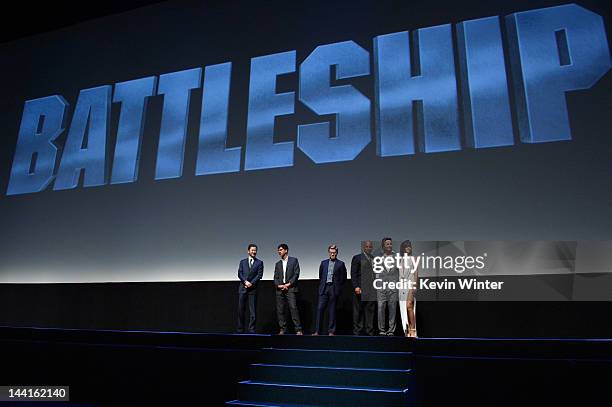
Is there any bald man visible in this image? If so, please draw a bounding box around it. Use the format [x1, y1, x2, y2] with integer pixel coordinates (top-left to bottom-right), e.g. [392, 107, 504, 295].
[350, 241, 377, 335]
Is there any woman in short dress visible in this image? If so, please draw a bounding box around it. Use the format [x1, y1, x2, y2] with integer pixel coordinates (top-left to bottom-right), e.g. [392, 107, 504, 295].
[399, 240, 418, 337]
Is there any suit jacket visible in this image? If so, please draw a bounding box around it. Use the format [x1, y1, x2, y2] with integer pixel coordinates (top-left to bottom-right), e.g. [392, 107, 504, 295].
[350, 252, 375, 289]
[351, 252, 376, 300]
[378, 252, 399, 283]
[318, 259, 347, 297]
[274, 256, 300, 292]
[238, 257, 264, 293]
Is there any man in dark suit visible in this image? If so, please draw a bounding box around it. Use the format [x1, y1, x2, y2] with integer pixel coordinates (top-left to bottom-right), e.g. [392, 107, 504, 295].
[314, 244, 347, 336]
[274, 243, 303, 335]
[237, 243, 264, 333]
[350, 240, 377, 335]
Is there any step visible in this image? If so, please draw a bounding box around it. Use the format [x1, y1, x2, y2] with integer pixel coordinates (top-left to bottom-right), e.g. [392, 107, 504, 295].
[226, 400, 316, 407]
[270, 334, 413, 352]
[251, 363, 412, 389]
[261, 348, 413, 370]
[237, 381, 410, 406]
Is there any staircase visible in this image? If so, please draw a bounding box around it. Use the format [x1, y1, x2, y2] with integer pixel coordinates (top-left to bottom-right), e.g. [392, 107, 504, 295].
[226, 335, 414, 406]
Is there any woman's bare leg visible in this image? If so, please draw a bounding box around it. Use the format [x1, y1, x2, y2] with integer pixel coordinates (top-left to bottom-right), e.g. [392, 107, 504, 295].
[407, 290, 416, 337]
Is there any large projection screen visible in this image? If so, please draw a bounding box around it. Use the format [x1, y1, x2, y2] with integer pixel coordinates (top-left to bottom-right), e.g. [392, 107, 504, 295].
[0, 0, 610, 283]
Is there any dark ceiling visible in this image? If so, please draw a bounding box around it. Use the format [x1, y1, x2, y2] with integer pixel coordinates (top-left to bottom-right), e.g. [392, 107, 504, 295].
[1, 1, 167, 44]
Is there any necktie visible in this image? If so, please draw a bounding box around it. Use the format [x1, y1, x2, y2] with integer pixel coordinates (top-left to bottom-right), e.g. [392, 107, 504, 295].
[249, 258, 253, 270]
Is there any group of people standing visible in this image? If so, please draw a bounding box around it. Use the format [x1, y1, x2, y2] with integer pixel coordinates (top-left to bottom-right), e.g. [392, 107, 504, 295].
[352, 238, 418, 338]
[236, 238, 418, 337]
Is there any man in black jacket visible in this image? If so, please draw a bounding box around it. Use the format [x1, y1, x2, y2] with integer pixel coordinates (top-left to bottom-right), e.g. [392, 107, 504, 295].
[237, 243, 264, 333]
[314, 244, 347, 336]
[350, 240, 377, 335]
[274, 243, 303, 335]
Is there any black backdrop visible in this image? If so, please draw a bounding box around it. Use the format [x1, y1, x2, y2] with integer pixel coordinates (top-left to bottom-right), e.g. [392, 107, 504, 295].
[2, 281, 612, 338]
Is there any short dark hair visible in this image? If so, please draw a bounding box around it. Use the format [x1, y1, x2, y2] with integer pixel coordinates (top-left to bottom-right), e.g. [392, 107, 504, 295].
[278, 243, 289, 251]
[328, 244, 338, 253]
[247, 243, 258, 250]
[382, 237, 393, 245]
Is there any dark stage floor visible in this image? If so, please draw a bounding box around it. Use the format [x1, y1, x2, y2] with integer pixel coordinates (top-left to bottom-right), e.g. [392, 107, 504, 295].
[1, 327, 610, 406]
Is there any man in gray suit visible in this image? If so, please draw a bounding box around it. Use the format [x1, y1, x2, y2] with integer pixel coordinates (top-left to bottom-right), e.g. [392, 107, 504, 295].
[274, 243, 303, 335]
[377, 237, 399, 336]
